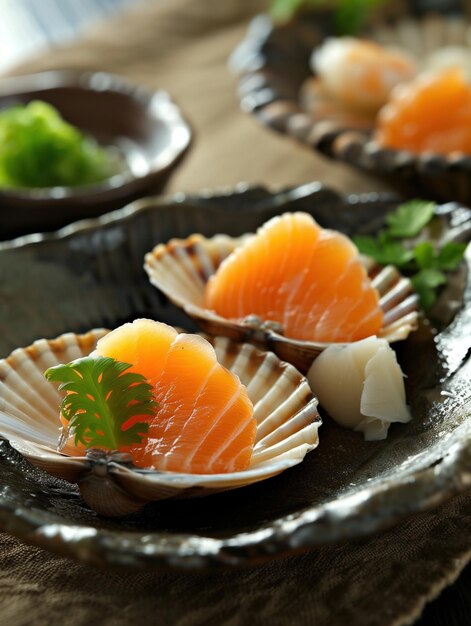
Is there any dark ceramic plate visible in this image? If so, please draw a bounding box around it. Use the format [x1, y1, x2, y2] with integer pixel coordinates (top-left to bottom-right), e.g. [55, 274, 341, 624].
[231, 4, 471, 203]
[0, 183, 470, 571]
[0, 70, 192, 239]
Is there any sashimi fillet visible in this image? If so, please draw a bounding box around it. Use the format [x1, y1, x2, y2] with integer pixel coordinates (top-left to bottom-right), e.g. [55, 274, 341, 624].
[204, 212, 384, 343]
[63, 319, 256, 474]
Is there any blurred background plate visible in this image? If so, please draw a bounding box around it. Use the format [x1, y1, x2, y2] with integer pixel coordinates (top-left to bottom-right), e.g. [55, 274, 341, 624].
[0, 70, 192, 238]
[231, 2, 471, 204]
[0, 183, 470, 571]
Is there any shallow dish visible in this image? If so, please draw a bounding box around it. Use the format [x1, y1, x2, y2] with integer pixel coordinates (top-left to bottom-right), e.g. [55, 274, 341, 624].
[0, 183, 470, 571]
[232, 8, 471, 203]
[0, 328, 320, 517]
[0, 70, 192, 238]
[144, 233, 418, 372]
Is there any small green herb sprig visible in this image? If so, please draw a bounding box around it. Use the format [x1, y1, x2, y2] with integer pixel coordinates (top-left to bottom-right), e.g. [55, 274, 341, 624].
[45, 356, 155, 450]
[269, 0, 387, 34]
[353, 200, 467, 310]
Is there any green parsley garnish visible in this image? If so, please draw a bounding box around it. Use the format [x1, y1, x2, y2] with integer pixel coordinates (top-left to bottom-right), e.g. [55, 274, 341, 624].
[0, 100, 118, 189]
[410, 269, 446, 312]
[384, 200, 436, 239]
[353, 200, 467, 310]
[45, 356, 155, 450]
[353, 234, 413, 267]
[269, 0, 387, 34]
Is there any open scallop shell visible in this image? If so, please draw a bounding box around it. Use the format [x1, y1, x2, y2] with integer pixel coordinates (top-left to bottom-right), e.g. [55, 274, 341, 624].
[0, 328, 320, 517]
[144, 233, 419, 373]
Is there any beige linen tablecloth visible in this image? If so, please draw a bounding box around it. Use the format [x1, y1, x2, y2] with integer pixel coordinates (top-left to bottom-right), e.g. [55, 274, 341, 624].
[1, 1, 471, 624]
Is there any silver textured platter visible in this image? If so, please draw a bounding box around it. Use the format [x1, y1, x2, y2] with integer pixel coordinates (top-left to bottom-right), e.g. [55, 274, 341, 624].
[0, 182, 470, 570]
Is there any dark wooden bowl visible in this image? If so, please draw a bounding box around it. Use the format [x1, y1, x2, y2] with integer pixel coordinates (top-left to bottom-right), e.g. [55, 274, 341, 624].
[0, 70, 192, 239]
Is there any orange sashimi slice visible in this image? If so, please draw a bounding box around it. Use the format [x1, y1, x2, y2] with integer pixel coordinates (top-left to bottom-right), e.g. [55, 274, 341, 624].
[94, 318, 178, 386]
[375, 67, 471, 154]
[129, 332, 255, 473]
[88, 319, 256, 474]
[204, 212, 384, 343]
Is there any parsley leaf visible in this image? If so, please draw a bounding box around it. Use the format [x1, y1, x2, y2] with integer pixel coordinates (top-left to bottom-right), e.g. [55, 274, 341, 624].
[436, 242, 468, 270]
[414, 242, 435, 270]
[354, 236, 413, 267]
[353, 199, 467, 311]
[385, 200, 436, 239]
[414, 241, 468, 272]
[411, 269, 447, 311]
[45, 356, 155, 450]
[270, 0, 313, 22]
[269, 0, 387, 33]
[335, 0, 387, 35]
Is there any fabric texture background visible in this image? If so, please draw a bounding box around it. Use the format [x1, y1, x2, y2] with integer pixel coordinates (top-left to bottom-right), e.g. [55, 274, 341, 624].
[1, 1, 470, 624]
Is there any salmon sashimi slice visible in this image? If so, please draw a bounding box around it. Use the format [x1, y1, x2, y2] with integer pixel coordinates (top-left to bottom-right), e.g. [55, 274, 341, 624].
[93, 318, 178, 386]
[375, 67, 471, 154]
[204, 212, 384, 343]
[92, 319, 256, 474]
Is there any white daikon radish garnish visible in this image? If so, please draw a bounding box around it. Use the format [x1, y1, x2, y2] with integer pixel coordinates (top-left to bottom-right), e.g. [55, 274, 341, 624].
[307, 336, 411, 440]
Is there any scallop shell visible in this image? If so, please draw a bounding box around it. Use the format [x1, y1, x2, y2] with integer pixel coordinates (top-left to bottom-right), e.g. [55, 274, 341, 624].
[144, 233, 419, 373]
[0, 329, 320, 517]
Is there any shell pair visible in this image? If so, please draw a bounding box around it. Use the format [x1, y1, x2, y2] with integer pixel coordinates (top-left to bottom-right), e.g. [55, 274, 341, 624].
[0, 223, 418, 517]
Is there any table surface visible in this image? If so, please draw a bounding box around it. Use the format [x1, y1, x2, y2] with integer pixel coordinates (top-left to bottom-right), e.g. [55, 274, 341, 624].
[1, 0, 471, 624]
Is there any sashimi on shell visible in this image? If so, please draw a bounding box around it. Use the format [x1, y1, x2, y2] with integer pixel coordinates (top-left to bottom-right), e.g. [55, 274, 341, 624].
[204, 212, 384, 343]
[66, 319, 257, 474]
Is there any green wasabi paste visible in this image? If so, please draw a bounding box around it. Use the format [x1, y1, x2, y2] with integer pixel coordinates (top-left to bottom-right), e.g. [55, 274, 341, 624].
[0, 100, 118, 189]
